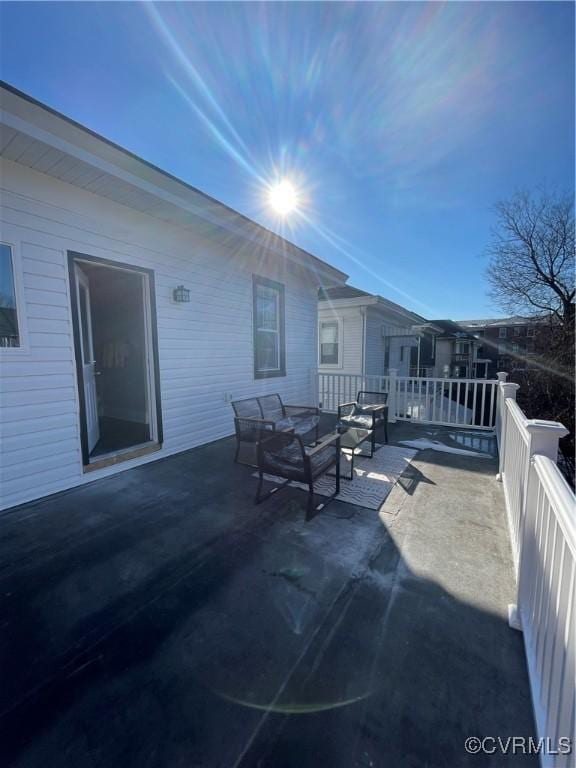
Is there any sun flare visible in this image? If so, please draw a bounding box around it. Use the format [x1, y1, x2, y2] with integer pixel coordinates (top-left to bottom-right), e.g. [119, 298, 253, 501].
[268, 180, 298, 215]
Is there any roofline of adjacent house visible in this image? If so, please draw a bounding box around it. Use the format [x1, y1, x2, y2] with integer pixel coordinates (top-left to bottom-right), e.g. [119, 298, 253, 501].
[456, 316, 546, 327]
[0, 80, 348, 284]
[319, 292, 426, 325]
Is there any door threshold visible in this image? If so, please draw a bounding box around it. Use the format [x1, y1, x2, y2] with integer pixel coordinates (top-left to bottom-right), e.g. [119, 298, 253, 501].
[84, 442, 161, 473]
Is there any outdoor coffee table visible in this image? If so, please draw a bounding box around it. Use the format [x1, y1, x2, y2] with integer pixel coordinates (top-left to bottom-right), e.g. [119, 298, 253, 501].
[328, 426, 374, 481]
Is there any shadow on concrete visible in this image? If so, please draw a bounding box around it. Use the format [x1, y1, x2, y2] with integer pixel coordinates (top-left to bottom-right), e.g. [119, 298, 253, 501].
[0, 429, 537, 767]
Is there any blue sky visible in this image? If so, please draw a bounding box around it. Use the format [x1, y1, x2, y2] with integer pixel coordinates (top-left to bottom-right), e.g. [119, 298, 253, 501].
[1, 1, 574, 319]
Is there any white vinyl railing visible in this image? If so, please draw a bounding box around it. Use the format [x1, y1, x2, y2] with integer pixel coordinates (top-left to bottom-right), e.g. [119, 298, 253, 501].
[518, 456, 575, 768]
[317, 370, 498, 429]
[496, 378, 574, 766]
[317, 373, 390, 413]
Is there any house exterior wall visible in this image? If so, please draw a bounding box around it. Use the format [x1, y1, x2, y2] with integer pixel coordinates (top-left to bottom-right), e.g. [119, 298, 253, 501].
[0, 159, 322, 510]
[364, 307, 387, 376]
[433, 339, 453, 378]
[317, 304, 364, 374]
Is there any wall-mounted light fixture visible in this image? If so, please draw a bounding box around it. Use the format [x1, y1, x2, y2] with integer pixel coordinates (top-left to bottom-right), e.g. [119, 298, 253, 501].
[173, 285, 190, 303]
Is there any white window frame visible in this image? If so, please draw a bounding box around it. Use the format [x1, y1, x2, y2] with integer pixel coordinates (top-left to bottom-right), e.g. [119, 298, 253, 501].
[498, 327, 507, 338]
[253, 275, 285, 379]
[318, 318, 342, 368]
[0, 240, 29, 356]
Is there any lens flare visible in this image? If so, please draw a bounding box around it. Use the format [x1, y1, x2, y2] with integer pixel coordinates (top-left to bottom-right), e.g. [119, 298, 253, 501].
[268, 180, 298, 215]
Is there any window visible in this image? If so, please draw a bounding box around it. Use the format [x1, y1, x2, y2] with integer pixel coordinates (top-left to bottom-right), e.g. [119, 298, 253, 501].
[526, 327, 536, 337]
[319, 320, 340, 365]
[0, 244, 21, 348]
[253, 276, 285, 378]
[499, 327, 507, 338]
[512, 342, 520, 354]
[497, 358, 508, 368]
[514, 326, 522, 336]
[454, 341, 470, 355]
[498, 342, 507, 355]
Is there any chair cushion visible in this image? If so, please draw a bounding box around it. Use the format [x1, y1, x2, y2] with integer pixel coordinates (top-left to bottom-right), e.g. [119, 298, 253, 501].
[306, 444, 337, 478]
[339, 413, 373, 430]
[261, 441, 305, 481]
[293, 415, 320, 435]
[275, 417, 296, 431]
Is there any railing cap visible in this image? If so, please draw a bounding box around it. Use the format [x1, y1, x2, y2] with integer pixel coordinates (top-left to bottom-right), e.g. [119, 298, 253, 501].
[525, 419, 569, 438]
[496, 371, 508, 382]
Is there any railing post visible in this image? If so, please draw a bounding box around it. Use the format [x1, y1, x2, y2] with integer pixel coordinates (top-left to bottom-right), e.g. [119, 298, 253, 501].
[388, 368, 398, 423]
[311, 368, 320, 409]
[496, 371, 508, 383]
[496, 382, 520, 480]
[508, 418, 568, 630]
[524, 419, 569, 462]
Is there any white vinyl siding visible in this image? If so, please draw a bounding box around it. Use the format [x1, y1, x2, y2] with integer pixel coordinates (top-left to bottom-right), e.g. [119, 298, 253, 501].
[364, 307, 387, 376]
[0, 159, 321, 510]
[318, 306, 363, 374]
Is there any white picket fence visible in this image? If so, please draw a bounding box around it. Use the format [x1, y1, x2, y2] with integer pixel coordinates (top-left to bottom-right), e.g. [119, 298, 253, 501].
[316, 370, 498, 429]
[496, 377, 574, 767]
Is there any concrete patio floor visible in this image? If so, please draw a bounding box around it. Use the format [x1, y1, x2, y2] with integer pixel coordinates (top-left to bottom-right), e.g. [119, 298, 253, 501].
[0, 418, 536, 767]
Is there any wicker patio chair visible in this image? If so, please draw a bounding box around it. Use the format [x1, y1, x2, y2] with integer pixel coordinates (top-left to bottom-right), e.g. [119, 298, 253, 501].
[255, 431, 341, 518]
[338, 390, 389, 452]
[231, 394, 320, 466]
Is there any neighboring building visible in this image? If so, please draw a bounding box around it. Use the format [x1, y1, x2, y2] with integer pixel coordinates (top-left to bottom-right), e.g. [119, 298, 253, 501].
[457, 317, 543, 377]
[318, 286, 427, 377]
[413, 320, 490, 379]
[0, 83, 346, 510]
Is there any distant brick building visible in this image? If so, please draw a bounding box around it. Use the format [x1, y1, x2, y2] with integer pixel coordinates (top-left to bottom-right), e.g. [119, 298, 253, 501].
[456, 317, 544, 378]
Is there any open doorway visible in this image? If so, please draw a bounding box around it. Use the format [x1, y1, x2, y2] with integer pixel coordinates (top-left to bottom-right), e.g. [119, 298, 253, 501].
[69, 253, 162, 468]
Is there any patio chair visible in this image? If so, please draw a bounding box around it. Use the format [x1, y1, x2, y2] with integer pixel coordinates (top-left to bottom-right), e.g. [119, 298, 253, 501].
[231, 394, 320, 466]
[255, 431, 341, 518]
[338, 390, 389, 452]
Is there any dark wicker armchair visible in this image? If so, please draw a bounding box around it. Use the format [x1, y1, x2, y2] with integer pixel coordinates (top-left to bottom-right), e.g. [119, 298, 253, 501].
[255, 431, 341, 518]
[232, 394, 320, 466]
[338, 390, 389, 451]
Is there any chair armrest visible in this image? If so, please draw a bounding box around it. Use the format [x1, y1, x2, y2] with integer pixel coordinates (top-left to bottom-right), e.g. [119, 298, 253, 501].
[284, 404, 319, 416]
[338, 401, 356, 419]
[234, 416, 276, 434]
[306, 432, 341, 457]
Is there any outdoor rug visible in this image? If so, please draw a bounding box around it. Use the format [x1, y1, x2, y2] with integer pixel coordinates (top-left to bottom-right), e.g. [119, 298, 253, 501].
[254, 444, 418, 511]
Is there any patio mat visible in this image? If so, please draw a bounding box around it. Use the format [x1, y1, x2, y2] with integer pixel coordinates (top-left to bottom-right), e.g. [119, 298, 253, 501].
[254, 444, 418, 511]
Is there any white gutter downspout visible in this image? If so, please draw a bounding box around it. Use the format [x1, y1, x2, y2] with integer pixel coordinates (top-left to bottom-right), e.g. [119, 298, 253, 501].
[360, 307, 367, 376]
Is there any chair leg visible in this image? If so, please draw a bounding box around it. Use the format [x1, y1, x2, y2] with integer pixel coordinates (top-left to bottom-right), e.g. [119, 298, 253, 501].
[255, 471, 264, 504]
[335, 458, 340, 496]
[307, 481, 315, 518]
[255, 473, 291, 505]
[384, 418, 388, 444]
[234, 438, 241, 464]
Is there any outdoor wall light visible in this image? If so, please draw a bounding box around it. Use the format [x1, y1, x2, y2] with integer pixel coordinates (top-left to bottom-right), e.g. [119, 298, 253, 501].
[173, 285, 191, 303]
